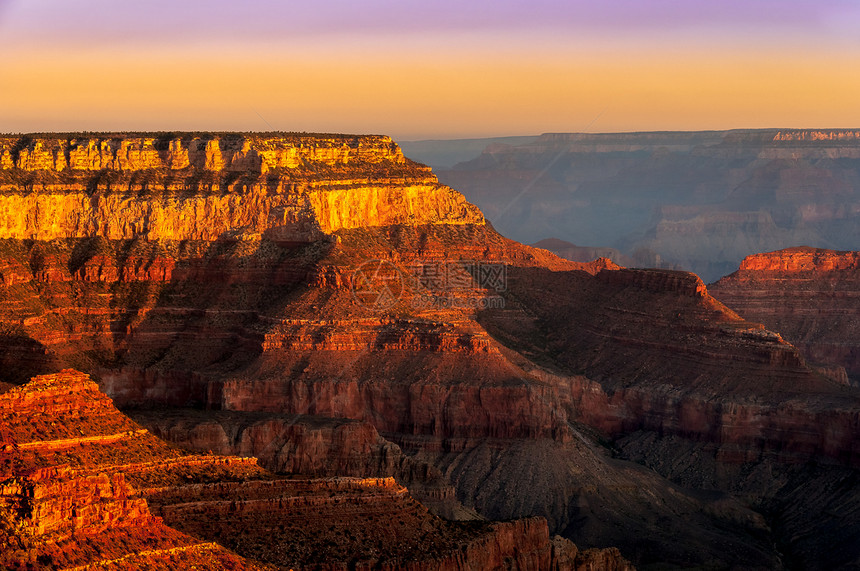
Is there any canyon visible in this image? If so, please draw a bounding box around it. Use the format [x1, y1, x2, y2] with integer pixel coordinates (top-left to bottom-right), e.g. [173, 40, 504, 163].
[421, 129, 860, 282]
[1, 132, 860, 569]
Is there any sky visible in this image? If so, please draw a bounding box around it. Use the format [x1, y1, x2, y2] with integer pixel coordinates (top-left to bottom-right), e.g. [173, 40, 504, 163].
[1, 0, 859, 139]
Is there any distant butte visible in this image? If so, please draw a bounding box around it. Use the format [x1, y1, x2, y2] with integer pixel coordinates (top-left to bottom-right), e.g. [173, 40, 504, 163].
[711, 246, 860, 384]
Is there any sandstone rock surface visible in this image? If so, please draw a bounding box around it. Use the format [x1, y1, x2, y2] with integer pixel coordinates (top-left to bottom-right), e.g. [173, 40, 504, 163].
[711, 246, 860, 384]
[0, 134, 483, 243]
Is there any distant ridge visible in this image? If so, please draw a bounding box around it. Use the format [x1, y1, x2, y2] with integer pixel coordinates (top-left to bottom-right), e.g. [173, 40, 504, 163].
[398, 135, 538, 169]
[436, 128, 860, 282]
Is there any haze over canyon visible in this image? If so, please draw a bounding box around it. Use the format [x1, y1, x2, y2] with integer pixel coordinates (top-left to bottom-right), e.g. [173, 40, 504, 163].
[403, 129, 860, 282]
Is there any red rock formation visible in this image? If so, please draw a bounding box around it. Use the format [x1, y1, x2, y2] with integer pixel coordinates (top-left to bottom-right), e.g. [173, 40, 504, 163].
[0, 371, 268, 569]
[2, 370, 615, 570]
[711, 246, 860, 383]
[9, 131, 860, 568]
[731, 246, 860, 271]
[1, 466, 153, 539]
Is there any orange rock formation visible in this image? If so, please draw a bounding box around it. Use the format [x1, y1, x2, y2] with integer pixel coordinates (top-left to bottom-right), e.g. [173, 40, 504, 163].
[0, 134, 483, 242]
[0, 370, 631, 570]
[4, 131, 860, 568]
[711, 246, 860, 383]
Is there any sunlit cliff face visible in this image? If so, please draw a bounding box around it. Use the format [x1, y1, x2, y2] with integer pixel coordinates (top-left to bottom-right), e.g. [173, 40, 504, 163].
[0, 134, 484, 241]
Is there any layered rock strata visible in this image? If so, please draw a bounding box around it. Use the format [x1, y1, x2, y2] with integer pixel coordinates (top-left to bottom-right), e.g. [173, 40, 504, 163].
[0, 370, 269, 570]
[711, 246, 860, 384]
[1, 370, 630, 570]
[131, 407, 477, 519]
[0, 134, 482, 242]
[4, 132, 860, 568]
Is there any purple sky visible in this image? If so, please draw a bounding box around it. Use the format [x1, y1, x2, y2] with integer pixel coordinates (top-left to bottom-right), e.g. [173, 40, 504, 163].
[3, 0, 857, 44]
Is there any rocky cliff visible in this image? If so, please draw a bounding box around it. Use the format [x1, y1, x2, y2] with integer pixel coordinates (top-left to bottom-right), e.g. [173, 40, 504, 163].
[427, 129, 860, 282]
[0, 370, 269, 570]
[0, 134, 483, 242]
[1, 370, 627, 570]
[710, 246, 860, 384]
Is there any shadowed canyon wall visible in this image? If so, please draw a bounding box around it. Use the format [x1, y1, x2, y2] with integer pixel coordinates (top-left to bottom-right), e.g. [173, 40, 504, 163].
[1, 370, 631, 570]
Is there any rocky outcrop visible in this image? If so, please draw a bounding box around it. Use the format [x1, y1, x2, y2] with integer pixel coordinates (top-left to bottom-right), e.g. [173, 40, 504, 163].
[1, 370, 615, 570]
[0, 466, 153, 540]
[0, 371, 269, 570]
[711, 246, 860, 384]
[147, 475, 632, 571]
[0, 369, 152, 445]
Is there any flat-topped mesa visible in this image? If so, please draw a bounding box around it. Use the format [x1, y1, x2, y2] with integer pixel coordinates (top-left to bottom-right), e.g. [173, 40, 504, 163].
[0, 133, 485, 241]
[735, 246, 860, 273]
[711, 247, 860, 383]
[530, 129, 860, 154]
